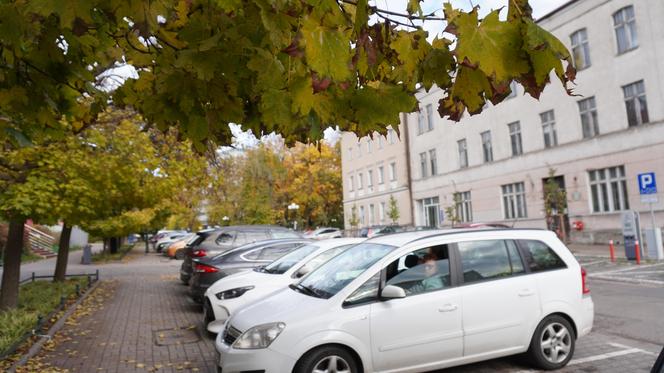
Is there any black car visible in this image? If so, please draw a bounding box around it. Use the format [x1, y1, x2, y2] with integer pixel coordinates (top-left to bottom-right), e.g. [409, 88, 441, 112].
[188, 238, 311, 303]
[179, 225, 300, 285]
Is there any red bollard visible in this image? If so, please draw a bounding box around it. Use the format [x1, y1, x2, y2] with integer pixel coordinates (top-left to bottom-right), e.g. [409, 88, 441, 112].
[609, 240, 616, 263]
[635, 240, 641, 265]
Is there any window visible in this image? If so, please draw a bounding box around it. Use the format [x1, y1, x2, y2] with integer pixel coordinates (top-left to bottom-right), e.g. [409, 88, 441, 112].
[419, 152, 428, 178]
[417, 110, 426, 135]
[256, 243, 301, 261]
[457, 139, 468, 169]
[454, 191, 472, 223]
[429, 149, 437, 176]
[380, 202, 386, 222]
[349, 176, 354, 191]
[343, 272, 381, 307]
[540, 111, 558, 148]
[519, 240, 566, 272]
[357, 172, 363, 189]
[589, 165, 629, 212]
[387, 127, 396, 144]
[458, 240, 525, 284]
[481, 131, 493, 163]
[502, 182, 527, 219]
[389, 162, 396, 181]
[367, 170, 373, 188]
[359, 206, 365, 225]
[623, 80, 649, 126]
[570, 29, 591, 69]
[613, 6, 638, 54]
[426, 104, 434, 131]
[507, 81, 518, 98]
[369, 204, 375, 224]
[508, 121, 523, 156]
[421, 197, 440, 228]
[367, 139, 372, 153]
[384, 245, 451, 296]
[378, 166, 384, 184]
[578, 97, 599, 138]
[215, 231, 235, 245]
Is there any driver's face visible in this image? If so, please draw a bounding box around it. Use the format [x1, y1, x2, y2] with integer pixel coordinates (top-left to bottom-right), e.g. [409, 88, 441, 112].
[424, 260, 437, 275]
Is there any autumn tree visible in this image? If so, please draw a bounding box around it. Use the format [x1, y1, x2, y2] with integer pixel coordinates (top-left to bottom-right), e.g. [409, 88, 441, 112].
[387, 195, 400, 225]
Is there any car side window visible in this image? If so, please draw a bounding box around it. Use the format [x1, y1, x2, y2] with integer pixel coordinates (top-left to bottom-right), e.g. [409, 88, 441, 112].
[385, 245, 451, 296]
[257, 243, 300, 261]
[216, 231, 235, 245]
[343, 272, 381, 307]
[506, 240, 526, 274]
[458, 240, 523, 284]
[519, 240, 567, 272]
[244, 231, 269, 243]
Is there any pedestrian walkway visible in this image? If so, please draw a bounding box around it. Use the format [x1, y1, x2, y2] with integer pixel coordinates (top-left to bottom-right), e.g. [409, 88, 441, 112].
[26, 248, 217, 373]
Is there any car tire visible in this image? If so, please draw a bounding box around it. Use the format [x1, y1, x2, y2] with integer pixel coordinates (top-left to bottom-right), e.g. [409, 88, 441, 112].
[527, 314, 576, 370]
[175, 249, 185, 260]
[295, 346, 359, 373]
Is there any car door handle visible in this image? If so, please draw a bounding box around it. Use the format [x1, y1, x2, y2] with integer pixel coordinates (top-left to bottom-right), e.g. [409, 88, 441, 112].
[518, 289, 535, 297]
[438, 304, 458, 312]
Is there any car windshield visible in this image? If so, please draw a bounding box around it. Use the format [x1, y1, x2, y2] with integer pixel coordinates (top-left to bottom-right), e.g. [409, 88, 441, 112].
[263, 244, 319, 274]
[297, 243, 395, 299]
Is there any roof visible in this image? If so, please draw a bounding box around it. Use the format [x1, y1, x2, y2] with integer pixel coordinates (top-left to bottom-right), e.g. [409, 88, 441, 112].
[313, 237, 365, 248]
[536, 0, 580, 23]
[366, 228, 550, 247]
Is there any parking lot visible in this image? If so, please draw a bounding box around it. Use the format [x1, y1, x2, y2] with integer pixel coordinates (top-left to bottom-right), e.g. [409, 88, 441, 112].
[23, 248, 664, 373]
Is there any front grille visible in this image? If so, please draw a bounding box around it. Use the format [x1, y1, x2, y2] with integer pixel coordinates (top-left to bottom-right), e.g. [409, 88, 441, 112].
[223, 325, 241, 345]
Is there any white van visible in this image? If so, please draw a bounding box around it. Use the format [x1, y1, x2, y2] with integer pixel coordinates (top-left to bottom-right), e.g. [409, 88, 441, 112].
[215, 229, 594, 373]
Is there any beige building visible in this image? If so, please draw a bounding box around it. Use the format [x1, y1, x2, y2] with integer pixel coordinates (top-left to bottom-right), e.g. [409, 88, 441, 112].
[404, 0, 664, 243]
[340, 120, 413, 230]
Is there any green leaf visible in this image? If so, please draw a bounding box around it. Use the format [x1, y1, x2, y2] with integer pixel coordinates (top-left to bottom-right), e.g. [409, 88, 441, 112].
[300, 16, 351, 81]
[261, 89, 292, 127]
[407, 0, 423, 16]
[353, 0, 369, 36]
[352, 83, 417, 132]
[439, 66, 492, 121]
[421, 47, 454, 91]
[291, 76, 315, 115]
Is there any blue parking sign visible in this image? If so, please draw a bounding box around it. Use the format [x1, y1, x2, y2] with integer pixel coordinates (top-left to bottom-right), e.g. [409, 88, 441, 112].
[638, 172, 657, 194]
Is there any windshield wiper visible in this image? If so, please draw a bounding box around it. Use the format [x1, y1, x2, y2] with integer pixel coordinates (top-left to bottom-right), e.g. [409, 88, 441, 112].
[290, 283, 320, 298]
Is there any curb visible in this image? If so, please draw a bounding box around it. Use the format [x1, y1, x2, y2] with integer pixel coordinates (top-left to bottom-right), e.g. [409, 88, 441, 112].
[8, 280, 103, 372]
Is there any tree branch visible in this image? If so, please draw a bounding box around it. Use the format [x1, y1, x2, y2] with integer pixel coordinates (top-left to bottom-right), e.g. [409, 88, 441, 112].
[339, 0, 447, 21]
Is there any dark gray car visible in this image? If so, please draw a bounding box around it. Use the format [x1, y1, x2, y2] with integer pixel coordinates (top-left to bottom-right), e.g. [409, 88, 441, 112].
[179, 225, 301, 285]
[189, 238, 311, 303]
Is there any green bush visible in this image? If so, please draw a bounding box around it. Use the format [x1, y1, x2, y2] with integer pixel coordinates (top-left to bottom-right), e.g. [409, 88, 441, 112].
[0, 277, 88, 355]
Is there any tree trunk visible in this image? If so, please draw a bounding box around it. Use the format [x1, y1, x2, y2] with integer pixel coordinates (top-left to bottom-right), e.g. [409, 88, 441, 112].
[109, 237, 118, 254]
[144, 233, 149, 253]
[53, 224, 72, 282]
[0, 220, 25, 310]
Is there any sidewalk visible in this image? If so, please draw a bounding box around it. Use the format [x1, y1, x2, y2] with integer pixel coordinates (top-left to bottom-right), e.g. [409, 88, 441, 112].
[568, 243, 613, 257]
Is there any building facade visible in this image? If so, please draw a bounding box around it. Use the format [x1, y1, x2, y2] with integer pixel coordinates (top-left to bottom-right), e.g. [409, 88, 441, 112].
[402, 0, 664, 243]
[340, 120, 413, 230]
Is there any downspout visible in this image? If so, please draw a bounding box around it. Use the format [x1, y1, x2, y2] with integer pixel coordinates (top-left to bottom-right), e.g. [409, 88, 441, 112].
[400, 112, 415, 226]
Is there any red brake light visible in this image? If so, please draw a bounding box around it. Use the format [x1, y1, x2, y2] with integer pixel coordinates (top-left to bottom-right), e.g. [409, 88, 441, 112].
[192, 249, 207, 257]
[581, 267, 590, 295]
[195, 263, 218, 273]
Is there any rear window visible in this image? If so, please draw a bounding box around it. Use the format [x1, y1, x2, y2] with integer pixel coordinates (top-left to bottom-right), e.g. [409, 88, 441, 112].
[519, 240, 567, 272]
[458, 240, 526, 284]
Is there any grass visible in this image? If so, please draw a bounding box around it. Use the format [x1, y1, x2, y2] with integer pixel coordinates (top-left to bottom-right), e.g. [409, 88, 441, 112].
[0, 277, 88, 355]
[20, 251, 44, 264]
[91, 244, 134, 263]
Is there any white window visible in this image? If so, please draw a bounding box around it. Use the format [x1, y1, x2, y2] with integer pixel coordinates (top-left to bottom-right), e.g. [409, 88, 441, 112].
[614, 6, 638, 54]
[570, 29, 591, 69]
[389, 162, 396, 181]
[481, 131, 493, 163]
[540, 111, 558, 148]
[417, 110, 426, 135]
[379, 202, 386, 222]
[358, 172, 363, 189]
[349, 176, 354, 191]
[623, 80, 649, 127]
[508, 122, 523, 156]
[454, 191, 472, 223]
[378, 166, 384, 184]
[457, 139, 468, 169]
[426, 104, 434, 131]
[589, 166, 629, 213]
[369, 204, 375, 224]
[429, 149, 437, 176]
[367, 170, 373, 188]
[387, 127, 396, 144]
[502, 182, 527, 219]
[419, 152, 428, 178]
[578, 97, 599, 138]
[359, 206, 365, 225]
[421, 197, 440, 228]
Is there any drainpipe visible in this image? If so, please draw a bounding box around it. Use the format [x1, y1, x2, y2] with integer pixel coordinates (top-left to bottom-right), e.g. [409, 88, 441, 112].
[400, 112, 415, 226]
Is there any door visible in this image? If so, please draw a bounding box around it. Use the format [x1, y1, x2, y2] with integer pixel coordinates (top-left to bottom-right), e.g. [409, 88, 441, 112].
[456, 239, 541, 357]
[370, 245, 463, 371]
[543, 175, 570, 241]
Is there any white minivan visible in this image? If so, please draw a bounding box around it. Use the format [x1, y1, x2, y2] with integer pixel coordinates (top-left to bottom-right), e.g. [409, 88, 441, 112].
[215, 229, 594, 373]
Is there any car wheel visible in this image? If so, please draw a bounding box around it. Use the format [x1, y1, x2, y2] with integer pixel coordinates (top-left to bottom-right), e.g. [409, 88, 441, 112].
[527, 315, 575, 370]
[295, 346, 359, 373]
[175, 249, 185, 260]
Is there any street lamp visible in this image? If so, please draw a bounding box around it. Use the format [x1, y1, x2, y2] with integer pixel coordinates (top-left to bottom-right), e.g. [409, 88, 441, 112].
[287, 203, 300, 230]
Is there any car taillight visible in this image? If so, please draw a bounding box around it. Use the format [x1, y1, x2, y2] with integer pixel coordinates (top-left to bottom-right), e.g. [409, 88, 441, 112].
[195, 263, 218, 273]
[581, 267, 590, 295]
[191, 249, 207, 257]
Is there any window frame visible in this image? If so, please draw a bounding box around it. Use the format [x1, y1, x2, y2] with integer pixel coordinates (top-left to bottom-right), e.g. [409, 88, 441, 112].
[481, 130, 493, 163]
[588, 165, 629, 213]
[540, 110, 558, 148]
[508, 121, 523, 156]
[426, 104, 434, 131]
[613, 5, 638, 54]
[419, 152, 428, 178]
[578, 96, 599, 138]
[429, 148, 437, 176]
[451, 239, 529, 287]
[501, 182, 528, 219]
[622, 80, 649, 127]
[457, 139, 468, 169]
[389, 162, 396, 182]
[570, 28, 591, 69]
[515, 239, 567, 274]
[454, 191, 473, 223]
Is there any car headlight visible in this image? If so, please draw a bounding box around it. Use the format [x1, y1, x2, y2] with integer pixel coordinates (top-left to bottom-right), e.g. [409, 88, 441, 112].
[215, 286, 254, 300]
[232, 322, 286, 349]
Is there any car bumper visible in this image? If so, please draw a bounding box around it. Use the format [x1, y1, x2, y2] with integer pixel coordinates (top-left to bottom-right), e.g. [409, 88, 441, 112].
[579, 296, 594, 338]
[215, 335, 296, 373]
[190, 283, 209, 303]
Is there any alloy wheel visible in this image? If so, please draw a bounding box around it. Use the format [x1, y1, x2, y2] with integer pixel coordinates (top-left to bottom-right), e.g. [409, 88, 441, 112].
[312, 355, 351, 373]
[540, 322, 572, 364]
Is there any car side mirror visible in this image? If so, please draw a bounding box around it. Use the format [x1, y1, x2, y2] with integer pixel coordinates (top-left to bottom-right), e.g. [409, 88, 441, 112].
[295, 265, 312, 278]
[380, 285, 406, 300]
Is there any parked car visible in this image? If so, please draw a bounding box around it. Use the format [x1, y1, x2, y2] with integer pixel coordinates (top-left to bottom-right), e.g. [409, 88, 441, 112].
[155, 232, 189, 252]
[303, 227, 342, 240]
[180, 226, 300, 285]
[359, 225, 404, 238]
[203, 237, 364, 333]
[166, 234, 196, 259]
[454, 222, 511, 229]
[215, 228, 594, 373]
[189, 238, 311, 303]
